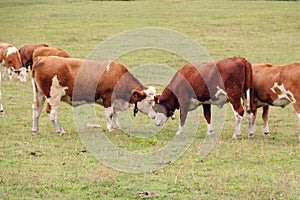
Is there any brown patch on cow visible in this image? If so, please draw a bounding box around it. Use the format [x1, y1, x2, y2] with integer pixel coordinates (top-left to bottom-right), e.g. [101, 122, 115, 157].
[18, 44, 48, 69]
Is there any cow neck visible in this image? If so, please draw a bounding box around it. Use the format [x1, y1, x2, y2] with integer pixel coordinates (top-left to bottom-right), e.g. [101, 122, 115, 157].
[160, 88, 178, 117]
[115, 72, 144, 101]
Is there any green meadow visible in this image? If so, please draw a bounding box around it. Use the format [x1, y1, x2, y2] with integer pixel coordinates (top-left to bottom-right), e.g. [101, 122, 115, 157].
[0, 0, 299, 199]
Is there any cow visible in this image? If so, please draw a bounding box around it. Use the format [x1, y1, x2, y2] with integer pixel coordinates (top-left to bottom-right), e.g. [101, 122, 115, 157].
[0, 42, 26, 82]
[150, 57, 256, 139]
[32, 46, 70, 64]
[18, 43, 49, 70]
[31, 56, 156, 135]
[0, 42, 26, 114]
[251, 63, 300, 142]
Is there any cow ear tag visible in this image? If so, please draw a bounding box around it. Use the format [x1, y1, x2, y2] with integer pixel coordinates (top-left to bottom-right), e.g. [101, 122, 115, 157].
[157, 99, 160, 104]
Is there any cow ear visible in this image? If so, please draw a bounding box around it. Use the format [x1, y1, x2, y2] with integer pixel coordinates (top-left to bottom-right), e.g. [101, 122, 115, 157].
[154, 95, 160, 104]
[131, 90, 146, 103]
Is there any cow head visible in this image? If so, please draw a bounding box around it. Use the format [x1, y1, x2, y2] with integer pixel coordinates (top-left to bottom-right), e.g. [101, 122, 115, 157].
[5, 47, 27, 82]
[150, 95, 175, 126]
[130, 86, 157, 118]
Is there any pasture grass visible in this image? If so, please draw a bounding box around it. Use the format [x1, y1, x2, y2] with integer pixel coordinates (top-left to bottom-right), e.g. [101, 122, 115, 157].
[0, 0, 300, 199]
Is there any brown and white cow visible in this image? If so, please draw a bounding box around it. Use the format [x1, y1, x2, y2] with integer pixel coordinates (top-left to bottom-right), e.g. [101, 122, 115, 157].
[0, 42, 26, 114]
[32, 46, 70, 64]
[150, 57, 256, 139]
[252, 63, 300, 142]
[18, 43, 49, 70]
[31, 56, 156, 135]
[0, 42, 26, 82]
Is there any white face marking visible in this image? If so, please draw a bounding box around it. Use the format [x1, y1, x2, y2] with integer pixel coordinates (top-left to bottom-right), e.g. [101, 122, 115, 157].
[271, 82, 295, 106]
[137, 86, 157, 118]
[17, 67, 27, 82]
[6, 47, 18, 57]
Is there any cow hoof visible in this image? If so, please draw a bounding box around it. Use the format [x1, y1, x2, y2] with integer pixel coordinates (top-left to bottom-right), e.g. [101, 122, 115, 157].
[58, 130, 66, 136]
[264, 132, 270, 136]
[207, 130, 215, 135]
[232, 135, 241, 140]
[176, 131, 183, 135]
[248, 133, 255, 138]
[108, 128, 117, 132]
[32, 131, 39, 136]
[0, 110, 4, 115]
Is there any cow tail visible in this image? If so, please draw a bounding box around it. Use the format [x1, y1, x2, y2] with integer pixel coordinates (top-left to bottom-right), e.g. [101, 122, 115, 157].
[31, 60, 43, 108]
[244, 58, 253, 113]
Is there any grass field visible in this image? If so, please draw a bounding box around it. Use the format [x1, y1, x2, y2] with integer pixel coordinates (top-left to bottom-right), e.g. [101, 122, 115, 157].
[0, 0, 300, 199]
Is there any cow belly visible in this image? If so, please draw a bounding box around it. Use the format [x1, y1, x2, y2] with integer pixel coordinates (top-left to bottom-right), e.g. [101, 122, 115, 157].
[271, 82, 295, 107]
[272, 97, 291, 107]
[189, 87, 228, 110]
[113, 99, 130, 112]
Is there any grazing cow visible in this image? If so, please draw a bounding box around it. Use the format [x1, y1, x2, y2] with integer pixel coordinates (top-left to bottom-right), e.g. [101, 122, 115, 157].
[32, 46, 70, 63]
[31, 56, 156, 135]
[150, 57, 255, 139]
[18, 43, 48, 70]
[0, 42, 26, 114]
[252, 63, 300, 142]
[0, 42, 26, 82]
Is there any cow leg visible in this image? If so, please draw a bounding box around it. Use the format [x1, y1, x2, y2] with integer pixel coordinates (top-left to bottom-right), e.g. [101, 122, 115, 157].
[112, 111, 120, 130]
[262, 106, 270, 135]
[7, 67, 13, 81]
[104, 107, 115, 132]
[292, 103, 300, 143]
[176, 103, 189, 135]
[46, 102, 65, 135]
[247, 112, 255, 138]
[203, 104, 214, 135]
[0, 91, 3, 114]
[1, 65, 6, 81]
[32, 90, 45, 135]
[230, 100, 244, 140]
[0, 71, 4, 114]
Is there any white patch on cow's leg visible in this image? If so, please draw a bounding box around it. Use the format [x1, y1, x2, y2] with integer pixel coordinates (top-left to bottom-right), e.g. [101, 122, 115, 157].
[1, 64, 6, 81]
[176, 125, 184, 135]
[263, 122, 270, 136]
[46, 76, 67, 135]
[246, 89, 250, 112]
[104, 107, 114, 131]
[207, 123, 214, 135]
[247, 113, 255, 138]
[112, 111, 120, 130]
[32, 91, 45, 135]
[48, 107, 65, 135]
[0, 91, 3, 114]
[232, 112, 243, 140]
